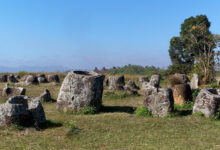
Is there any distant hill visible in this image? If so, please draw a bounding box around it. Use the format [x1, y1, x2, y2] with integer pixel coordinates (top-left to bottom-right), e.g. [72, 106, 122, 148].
[0, 65, 71, 73]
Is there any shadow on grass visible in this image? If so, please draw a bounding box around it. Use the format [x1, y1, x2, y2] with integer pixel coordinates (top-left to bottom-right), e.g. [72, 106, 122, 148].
[37, 120, 63, 130]
[174, 110, 192, 117]
[9, 120, 63, 131]
[100, 106, 136, 114]
[42, 99, 57, 103]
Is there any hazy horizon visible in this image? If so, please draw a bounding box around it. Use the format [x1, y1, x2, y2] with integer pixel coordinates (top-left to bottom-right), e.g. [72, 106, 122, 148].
[0, 0, 220, 71]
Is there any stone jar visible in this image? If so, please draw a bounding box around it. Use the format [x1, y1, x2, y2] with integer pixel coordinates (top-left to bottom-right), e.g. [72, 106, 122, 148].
[173, 84, 192, 105]
[193, 88, 220, 118]
[56, 71, 105, 112]
[108, 75, 125, 90]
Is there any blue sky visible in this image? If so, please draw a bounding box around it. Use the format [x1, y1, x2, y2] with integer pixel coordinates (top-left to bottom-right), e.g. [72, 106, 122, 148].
[0, 0, 219, 71]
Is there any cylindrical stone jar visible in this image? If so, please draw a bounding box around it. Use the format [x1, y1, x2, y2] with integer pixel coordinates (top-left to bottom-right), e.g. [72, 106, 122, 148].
[56, 71, 105, 112]
[108, 75, 125, 90]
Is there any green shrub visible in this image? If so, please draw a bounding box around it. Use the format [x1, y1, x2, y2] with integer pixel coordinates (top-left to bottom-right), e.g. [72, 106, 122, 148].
[164, 64, 191, 76]
[192, 89, 201, 101]
[174, 101, 193, 110]
[136, 106, 152, 117]
[9, 124, 24, 131]
[193, 112, 205, 117]
[7, 83, 14, 87]
[213, 107, 220, 120]
[106, 64, 164, 75]
[209, 80, 219, 89]
[166, 112, 176, 118]
[79, 106, 96, 115]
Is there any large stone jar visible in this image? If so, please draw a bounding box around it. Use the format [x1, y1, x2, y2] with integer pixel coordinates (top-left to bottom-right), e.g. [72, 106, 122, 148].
[56, 71, 105, 112]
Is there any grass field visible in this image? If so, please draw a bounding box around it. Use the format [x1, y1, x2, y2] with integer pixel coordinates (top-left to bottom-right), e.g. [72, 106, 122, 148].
[0, 75, 219, 150]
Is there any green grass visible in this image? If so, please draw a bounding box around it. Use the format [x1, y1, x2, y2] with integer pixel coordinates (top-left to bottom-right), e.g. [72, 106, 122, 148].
[135, 106, 152, 117]
[103, 90, 139, 100]
[174, 101, 194, 110]
[1, 75, 220, 149]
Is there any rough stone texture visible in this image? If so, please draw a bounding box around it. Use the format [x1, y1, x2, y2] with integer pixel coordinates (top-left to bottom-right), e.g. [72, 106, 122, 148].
[28, 98, 46, 125]
[124, 80, 139, 90]
[144, 88, 174, 117]
[124, 86, 138, 95]
[217, 89, 220, 95]
[190, 74, 199, 89]
[0, 96, 46, 126]
[37, 74, 48, 83]
[108, 75, 125, 90]
[193, 88, 220, 118]
[15, 75, 20, 79]
[0, 96, 30, 126]
[48, 74, 60, 83]
[2, 87, 26, 97]
[173, 73, 190, 84]
[24, 75, 39, 86]
[0, 75, 8, 82]
[139, 77, 149, 84]
[173, 84, 192, 105]
[149, 75, 160, 88]
[57, 71, 105, 112]
[38, 89, 52, 102]
[8, 75, 18, 83]
[21, 75, 29, 81]
[38, 77, 48, 83]
[141, 75, 160, 91]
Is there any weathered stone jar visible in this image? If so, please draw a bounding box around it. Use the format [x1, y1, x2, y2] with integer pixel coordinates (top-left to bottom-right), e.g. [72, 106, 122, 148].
[173, 84, 192, 105]
[193, 88, 220, 118]
[56, 71, 105, 112]
[108, 75, 125, 90]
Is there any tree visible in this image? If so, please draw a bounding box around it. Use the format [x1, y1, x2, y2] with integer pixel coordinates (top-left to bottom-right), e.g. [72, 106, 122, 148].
[168, 37, 192, 65]
[102, 67, 107, 71]
[169, 15, 215, 67]
[94, 67, 98, 72]
[168, 15, 218, 83]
